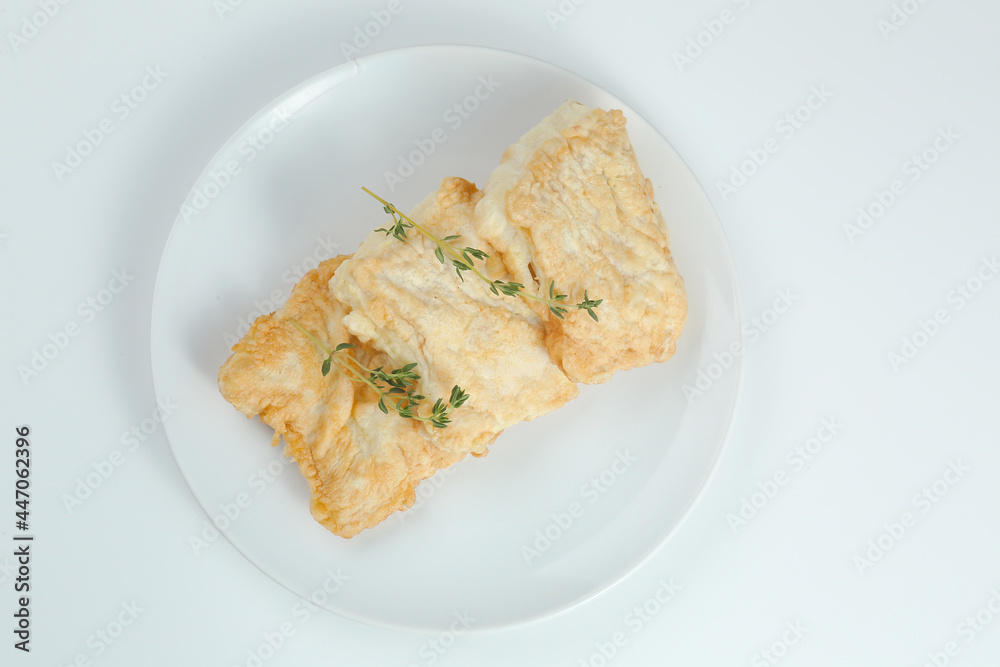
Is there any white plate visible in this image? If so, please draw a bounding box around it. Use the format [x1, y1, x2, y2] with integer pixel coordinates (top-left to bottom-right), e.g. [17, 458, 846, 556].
[151, 45, 741, 633]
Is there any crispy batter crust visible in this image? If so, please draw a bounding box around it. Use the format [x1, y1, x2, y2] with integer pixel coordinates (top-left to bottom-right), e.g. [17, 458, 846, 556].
[218, 257, 462, 538]
[474, 101, 687, 383]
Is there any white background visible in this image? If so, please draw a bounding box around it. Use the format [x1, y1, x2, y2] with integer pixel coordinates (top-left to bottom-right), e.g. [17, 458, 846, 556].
[2, 0, 999, 665]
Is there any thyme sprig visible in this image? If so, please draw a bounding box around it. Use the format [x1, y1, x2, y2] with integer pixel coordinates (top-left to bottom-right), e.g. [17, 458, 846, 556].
[362, 187, 602, 321]
[288, 319, 467, 428]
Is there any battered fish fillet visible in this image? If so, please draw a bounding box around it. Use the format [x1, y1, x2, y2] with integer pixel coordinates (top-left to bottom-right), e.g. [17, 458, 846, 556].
[330, 177, 579, 457]
[474, 100, 687, 384]
[217, 257, 464, 538]
[218, 101, 687, 538]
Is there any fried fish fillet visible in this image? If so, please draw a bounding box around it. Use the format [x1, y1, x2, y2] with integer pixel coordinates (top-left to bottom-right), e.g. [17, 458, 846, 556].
[474, 100, 687, 384]
[218, 101, 686, 538]
[217, 256, 464, 538]
[330, 177, 579, 457]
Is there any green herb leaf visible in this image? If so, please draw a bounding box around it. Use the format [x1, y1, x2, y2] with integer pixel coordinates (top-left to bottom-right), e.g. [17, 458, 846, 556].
[449, 385, 469, 408]
[290, 316, 468, 429]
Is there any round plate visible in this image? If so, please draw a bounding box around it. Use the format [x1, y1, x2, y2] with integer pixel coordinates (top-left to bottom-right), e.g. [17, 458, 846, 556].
[151, 45, 740, 632]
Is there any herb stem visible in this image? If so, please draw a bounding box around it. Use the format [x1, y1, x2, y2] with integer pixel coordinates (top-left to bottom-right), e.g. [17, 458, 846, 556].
[288, 317, 467, 428]
[288, 319, 333, 356]
[362, 187, 601, 320]
[361, 186, 494, 285]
